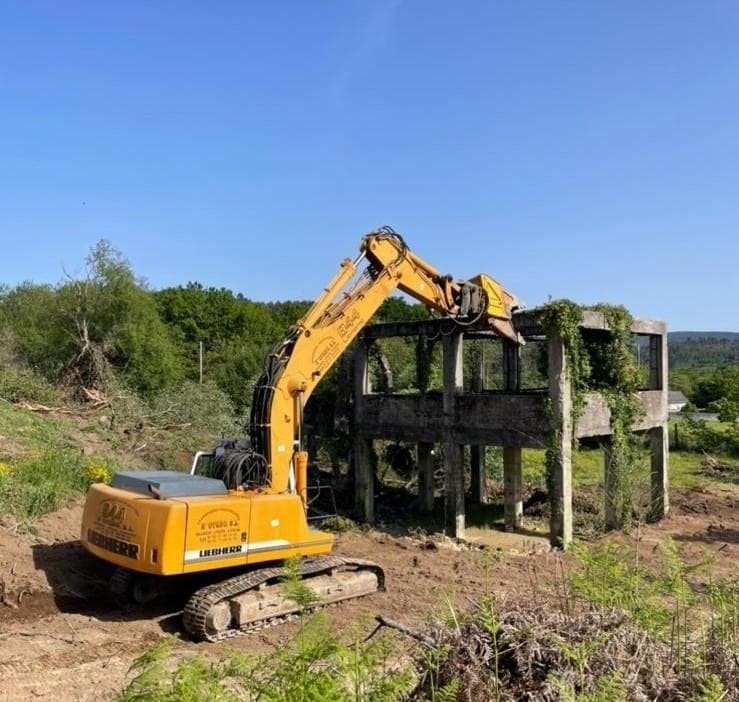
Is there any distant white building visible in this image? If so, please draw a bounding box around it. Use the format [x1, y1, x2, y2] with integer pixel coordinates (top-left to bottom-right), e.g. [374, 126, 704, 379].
[668, 390, 689, 413]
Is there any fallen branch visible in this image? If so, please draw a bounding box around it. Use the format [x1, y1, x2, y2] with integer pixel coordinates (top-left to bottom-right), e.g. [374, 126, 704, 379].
[369, 614, 436, 647]
[16, 402, 60, 413]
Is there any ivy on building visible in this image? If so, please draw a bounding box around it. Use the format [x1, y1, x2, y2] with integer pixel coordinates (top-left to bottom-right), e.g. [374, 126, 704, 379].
[540, 300, 644, 532]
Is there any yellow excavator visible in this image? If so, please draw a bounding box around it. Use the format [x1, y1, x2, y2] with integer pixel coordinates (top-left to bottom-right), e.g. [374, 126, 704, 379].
[80, 227, 521, 641]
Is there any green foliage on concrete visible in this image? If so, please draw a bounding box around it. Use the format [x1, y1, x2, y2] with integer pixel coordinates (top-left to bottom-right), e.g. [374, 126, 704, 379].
[592, 305, 644, 529]
[539, 301, 645, 531]
[539, 300, 591, 422]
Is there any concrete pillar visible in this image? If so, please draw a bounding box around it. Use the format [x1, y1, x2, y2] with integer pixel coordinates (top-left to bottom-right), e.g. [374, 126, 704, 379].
[354, 339, 372, 399]
[503, 340, 520, 392]
[442, 333, 465, 538]
[415, 337, 434, 394]
[503, 447, 523, 531]
[547, 332, 573, 548]
[443, 441, 465, 536]
[650, 325, 669, 521]
[353, 340, 374, 523]
[470, 445, 487, 505]
[354, 437, 375, 524]
[649, 425, 669, 521]
[417, 442, 435, 513]
[469, 346, 487, 505]
[603, 441, 618, 530]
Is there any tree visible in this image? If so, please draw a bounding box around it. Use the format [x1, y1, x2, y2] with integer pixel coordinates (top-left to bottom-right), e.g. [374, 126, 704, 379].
[710, 397, 739, 423]
[695, 366, 739, 410]
[1, 240, 183, 396]
[0, 282, 71, 376]
[57, 240, 183, 395]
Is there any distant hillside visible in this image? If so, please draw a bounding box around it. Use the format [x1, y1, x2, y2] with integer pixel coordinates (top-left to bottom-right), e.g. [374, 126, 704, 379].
[669, 331, 739, 342]
[668, 332, 739, 369]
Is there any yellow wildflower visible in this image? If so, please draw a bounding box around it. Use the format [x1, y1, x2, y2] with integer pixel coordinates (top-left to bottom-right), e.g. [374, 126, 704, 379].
[85, 463, 112, 484]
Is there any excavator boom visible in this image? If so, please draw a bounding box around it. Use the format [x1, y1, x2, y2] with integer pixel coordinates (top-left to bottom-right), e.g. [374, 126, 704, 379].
[250, 227, 521, 496]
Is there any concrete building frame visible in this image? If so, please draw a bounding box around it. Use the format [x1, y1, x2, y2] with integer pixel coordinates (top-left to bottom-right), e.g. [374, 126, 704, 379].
[351, 309, 669, 548]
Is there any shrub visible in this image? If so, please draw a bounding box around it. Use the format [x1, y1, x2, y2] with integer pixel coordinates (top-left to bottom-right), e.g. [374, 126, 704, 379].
[678, 419, 739, 457]
[149, 380, 239, 436]
[320, 515, 360, 533]
[0, 367, 60, 404]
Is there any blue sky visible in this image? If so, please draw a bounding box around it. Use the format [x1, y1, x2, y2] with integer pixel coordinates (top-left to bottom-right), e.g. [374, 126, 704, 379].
[1, 2, 738, 330]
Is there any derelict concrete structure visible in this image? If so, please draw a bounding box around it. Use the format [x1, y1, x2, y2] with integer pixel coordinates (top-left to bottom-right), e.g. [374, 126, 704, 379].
[352, 309, 669, 548]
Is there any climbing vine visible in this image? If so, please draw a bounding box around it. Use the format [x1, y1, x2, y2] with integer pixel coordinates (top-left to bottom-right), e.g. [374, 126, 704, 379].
[592, 304, 644, 529]
[540, 300, 643, 533]
[539, 300, 590, 422]
[539, 300, 588, 525]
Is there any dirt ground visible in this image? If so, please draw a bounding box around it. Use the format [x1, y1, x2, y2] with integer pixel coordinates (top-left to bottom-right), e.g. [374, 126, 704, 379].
[0, 485, 736, 702]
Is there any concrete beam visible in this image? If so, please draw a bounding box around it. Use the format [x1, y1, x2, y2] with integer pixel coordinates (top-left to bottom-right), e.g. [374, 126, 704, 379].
[548, 332, 573, 548]
[631, 318, 667, 336]
[356, 389, 664, 445]
[512, 308, 666, 337]
[576, 391, 666, 438]
[417, 442, 435, 513]
[362, 319, 486, 340]
[503, 447, 523, 531]
[356, 393, 550, 445]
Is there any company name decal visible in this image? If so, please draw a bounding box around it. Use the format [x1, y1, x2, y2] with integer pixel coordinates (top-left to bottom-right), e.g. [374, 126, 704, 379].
[87, 529, 139, 559]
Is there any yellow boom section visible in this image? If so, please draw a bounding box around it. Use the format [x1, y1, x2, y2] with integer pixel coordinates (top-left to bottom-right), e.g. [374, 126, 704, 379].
[249, 227, 521, 495]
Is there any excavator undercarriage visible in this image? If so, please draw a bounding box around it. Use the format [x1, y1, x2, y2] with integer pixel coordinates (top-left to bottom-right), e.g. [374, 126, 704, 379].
[182, 556, 384, 641]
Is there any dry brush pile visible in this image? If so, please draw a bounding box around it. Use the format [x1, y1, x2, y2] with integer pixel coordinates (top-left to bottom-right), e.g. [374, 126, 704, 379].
[407, 602, 736, 701]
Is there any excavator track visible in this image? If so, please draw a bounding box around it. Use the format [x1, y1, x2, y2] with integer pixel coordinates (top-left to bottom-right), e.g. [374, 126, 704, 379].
[182, 556, 385, 642]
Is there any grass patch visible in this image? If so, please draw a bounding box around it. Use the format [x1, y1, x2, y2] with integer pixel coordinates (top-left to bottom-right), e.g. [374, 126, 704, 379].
[0, 398, 119, 519]
[0, 401, 69, 459]
[521, 446, 735, 491]
[0, 367, 60, 405]
[0, 447, 116, 519]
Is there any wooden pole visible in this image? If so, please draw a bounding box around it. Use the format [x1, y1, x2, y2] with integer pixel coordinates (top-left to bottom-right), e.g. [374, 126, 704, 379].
[199, 341, 204, 384]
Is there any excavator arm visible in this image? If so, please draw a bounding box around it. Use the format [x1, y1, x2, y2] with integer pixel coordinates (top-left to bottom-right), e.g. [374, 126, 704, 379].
[247, 227, 521, 497]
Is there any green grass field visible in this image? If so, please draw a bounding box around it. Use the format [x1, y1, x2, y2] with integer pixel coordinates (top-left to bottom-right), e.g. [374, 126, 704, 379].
[519, 445, 734, 490]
